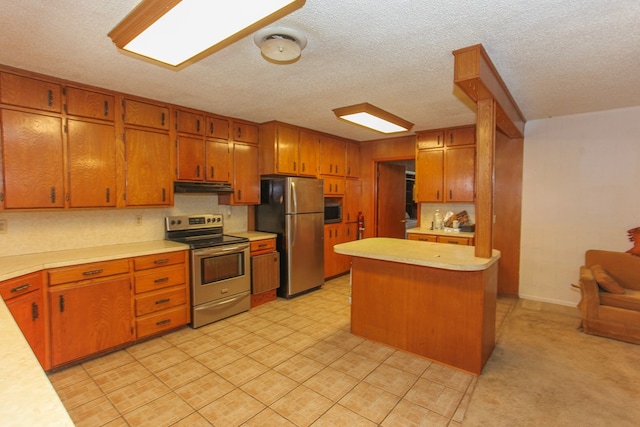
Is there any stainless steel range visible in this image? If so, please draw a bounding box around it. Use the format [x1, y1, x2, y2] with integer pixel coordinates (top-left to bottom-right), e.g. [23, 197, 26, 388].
[165, 214, 250, 328]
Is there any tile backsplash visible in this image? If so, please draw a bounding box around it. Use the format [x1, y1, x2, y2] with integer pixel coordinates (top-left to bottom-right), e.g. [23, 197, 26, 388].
[0, 194, 247, 257]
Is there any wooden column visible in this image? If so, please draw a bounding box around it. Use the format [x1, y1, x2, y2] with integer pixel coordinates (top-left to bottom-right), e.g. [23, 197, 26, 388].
[475, 98, 496, 258]
[453, 44, 526, 259]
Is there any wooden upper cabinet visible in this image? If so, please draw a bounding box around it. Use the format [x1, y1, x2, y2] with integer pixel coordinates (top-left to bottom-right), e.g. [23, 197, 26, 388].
[415, 149, 443, 202]
[124, 128, 172, 206]
[343, 178, 361, 223]
[260, 122, 299, 175]
[206, 115, 229, 140]
[445, 125, 475, 147]
[232, 120, 259, 144]
[0, 109, 64, 208]
[123, 99, 170, 130]
[175, 109, 204, 135]
[176, 135, 205, 181]
[274, 124, 299, 175]
[65, 87, 115, 121]
[298, 130, 319, 177]
[220, 142, 259, 205]
[416, 130, 444, 150]
[345, 141, 360, 178]
[206, 140, 231, 182]
[319, 136, 346, 176]
[445, 146, 475, 202]
[67, 119, 117, 207]
[0, 72, 61, 112]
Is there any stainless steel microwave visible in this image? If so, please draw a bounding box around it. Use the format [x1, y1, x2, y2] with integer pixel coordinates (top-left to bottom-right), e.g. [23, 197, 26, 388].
[324, 199, 342, 223]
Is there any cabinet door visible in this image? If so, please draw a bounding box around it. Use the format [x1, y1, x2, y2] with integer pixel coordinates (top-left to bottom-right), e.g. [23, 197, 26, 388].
[323, 176, 344, 196]
[275, 124, 299, 174]
[343, 178, 361, 223]
[0, 73, 61, 112]
[324, 225, 340, 279]
[66, 87, 115, 121]
[319, 137, 345, 176]
[123, 99, 169, 130]
[232, 121, 259, 144]
[445, 146, 475, 202]
[205, 139, 231, 182]
[298, 130, 319, 176]
[1, 109, 64, 208]
[251, 252, 280, 294]
[49, 277, 133, 367]
[445, 126, 475, 147]
[6, 290, 46, 367]
[175, 109, 204, 135]
[416, 130, 444, 149]
[226, 143, 259, 204]
[415, 149, 443, 202]
[206, 116, 229, 140]
[124, 128, 172, 206]
[67, 119, 117, 207]
[345, 141, 360, 178]
[176, 135, 204, 181]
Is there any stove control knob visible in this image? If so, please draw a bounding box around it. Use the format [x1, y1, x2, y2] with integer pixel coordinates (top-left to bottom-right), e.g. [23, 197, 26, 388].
[176, 220, 182, 225]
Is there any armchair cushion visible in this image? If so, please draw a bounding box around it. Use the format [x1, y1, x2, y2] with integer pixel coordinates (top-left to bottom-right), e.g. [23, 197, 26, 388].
[600, 289, 640, 312]
[590, 264, 626, 294]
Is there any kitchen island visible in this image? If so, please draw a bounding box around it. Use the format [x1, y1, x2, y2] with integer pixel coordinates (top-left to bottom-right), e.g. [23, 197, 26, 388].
[334, 238, 500, 375]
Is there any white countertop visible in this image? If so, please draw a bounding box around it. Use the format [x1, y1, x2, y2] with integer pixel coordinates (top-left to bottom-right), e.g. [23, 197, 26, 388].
[406, 227, 475, 239]
[334, 237, 499, 271]
[1, 299, 74, 426]
[227, 231, 277, 241]
[0, 240, 189, 283]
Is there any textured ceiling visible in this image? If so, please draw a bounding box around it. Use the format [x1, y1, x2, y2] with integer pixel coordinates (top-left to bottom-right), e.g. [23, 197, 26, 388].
[1, 0, 639, 141]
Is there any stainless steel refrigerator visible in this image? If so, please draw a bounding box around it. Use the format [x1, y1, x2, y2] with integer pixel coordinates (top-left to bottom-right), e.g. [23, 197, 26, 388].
[256, 177, 324, 298]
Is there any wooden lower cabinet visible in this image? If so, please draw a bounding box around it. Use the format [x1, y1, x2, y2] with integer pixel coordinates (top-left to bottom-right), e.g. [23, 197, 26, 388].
[48, 275, 133, 368]
[407, 232, 473, 245]
[324, 223, 357, 279]
[250, 238, 279, 307]
[133, 251, 190, 339]
[0, 271, 47, 368]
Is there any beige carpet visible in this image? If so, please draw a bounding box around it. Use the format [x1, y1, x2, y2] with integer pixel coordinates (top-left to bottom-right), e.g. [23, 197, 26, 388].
[462, 299, 640, 426]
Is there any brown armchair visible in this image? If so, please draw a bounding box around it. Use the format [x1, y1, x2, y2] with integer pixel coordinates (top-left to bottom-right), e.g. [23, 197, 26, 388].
[576, 250, 640, 344]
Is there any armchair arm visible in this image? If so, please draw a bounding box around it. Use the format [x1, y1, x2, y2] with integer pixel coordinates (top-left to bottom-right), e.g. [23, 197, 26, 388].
[577, 266, 600, 319]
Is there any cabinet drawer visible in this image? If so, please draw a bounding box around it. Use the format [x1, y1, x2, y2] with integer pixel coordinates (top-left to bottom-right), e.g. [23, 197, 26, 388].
[407, 233, 437, 242]
[250, 239, 276, 254]
[133, 251, 186, 271]
[48, 259, 130, 286]
[438, 236, 471, 245]
[135, 286, 186, 316]
[136, 305, 188, 339]
[0, 271, 42, 301]
[134, 265, 186, 294]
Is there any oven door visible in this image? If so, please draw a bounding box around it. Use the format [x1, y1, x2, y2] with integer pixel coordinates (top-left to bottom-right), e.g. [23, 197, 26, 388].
[191, 243, 250, 306]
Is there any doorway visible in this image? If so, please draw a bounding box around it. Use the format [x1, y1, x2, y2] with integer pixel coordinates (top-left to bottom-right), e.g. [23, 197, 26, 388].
[376, 159, 416, 238]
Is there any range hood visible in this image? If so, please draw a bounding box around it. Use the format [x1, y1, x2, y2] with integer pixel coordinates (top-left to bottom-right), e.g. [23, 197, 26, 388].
[173, 182, 234, 194]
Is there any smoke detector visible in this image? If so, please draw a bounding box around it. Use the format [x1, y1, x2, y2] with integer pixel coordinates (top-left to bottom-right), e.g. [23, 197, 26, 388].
[254, 27, 307, 64]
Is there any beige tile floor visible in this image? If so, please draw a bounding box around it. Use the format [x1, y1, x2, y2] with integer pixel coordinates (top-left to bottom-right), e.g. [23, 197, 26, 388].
[48, 275, 516, 427]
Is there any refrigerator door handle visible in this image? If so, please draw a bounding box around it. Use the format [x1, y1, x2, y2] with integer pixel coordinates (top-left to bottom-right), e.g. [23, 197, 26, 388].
[290, 180, 298, 213]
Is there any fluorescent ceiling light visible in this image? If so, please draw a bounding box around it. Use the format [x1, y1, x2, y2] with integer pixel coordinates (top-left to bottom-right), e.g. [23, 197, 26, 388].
[108, 0, 305, 67]
[333, 103, 414, 133]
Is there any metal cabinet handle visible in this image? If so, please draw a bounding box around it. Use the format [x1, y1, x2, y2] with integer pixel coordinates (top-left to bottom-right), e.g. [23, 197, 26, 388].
[156, 319, 171, 326]
[31, 302, 39, 320]
[50, 187, 56, 203]
[154, 277, 169, 283]
[59, 295, 65, 312]
[48, 89, 53, 107]
[82, 269, 104, 276]
[106, 188, 110, 203]
[196, 165, 201, 177]
[11, 283, 31, 293]
[154, 259, 169, 265]
[161, 112, 165, 126]
[104, 100, 109, 117]
[196, 119, 200, 133]
[155, 298, 170, 305]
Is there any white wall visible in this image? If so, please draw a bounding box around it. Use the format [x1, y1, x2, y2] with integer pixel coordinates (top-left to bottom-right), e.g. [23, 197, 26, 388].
[520, 106, 640, 306]
[0, 194, 248, 257]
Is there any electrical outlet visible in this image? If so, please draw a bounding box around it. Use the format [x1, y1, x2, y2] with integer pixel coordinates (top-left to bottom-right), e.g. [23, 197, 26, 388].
[135, 215, 143, 226]
[0, 219, 6, 234]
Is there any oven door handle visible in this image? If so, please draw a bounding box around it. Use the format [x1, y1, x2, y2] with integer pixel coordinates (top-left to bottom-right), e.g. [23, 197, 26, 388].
[193, 243, 249, 256]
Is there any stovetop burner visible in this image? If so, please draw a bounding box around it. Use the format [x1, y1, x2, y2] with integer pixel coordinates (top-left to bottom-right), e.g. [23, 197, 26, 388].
[165, 214, 248, 249]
